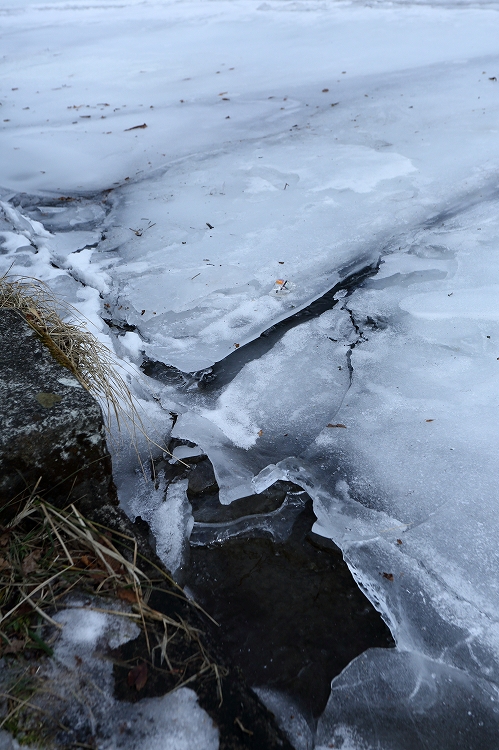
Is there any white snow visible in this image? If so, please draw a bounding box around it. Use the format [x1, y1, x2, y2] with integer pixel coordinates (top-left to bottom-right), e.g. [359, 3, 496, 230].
[53, 601, 140, 670]
[104, 689, 219, 750]
[48, 601, 218, 750]
[3, 0, 499, 745]
[399, 285, 499, 320]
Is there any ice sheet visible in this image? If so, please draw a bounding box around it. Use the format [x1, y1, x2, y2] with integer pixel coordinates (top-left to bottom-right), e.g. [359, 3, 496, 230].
[316, 649, 499, 749]
[2, 0, 499, 194]
[100, 136, 415, 371]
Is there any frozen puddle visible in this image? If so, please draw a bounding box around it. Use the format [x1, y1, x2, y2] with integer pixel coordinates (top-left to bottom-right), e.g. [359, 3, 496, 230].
[121, 446, 396, 746]
[3, 0, 499, 746]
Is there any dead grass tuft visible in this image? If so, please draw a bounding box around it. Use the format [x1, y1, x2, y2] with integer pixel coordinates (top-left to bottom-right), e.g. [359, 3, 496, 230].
[0, 273, 139, 433]
[0, 273, 185, 467]
[0, 488, 224, 741]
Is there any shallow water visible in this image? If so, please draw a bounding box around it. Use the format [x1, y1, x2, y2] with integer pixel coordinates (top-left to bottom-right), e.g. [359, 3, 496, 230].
[185, 486, 394, 723]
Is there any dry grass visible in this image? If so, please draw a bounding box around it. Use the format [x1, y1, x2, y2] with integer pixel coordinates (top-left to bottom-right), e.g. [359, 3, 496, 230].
[0, 488, 216, 654]
[0, 273, 139, 434]
[0, 273, 186, 467]
[0, 276, 214, 742]
[0, 489, 224, 740]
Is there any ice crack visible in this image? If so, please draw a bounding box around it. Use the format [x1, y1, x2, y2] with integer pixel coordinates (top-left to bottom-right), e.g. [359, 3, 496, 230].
[341, 302, 368, 389]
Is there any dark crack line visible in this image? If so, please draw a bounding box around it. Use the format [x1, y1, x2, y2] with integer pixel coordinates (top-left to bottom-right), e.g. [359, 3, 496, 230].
[142, 258, 382, 395]
[342, 302, 369, 389]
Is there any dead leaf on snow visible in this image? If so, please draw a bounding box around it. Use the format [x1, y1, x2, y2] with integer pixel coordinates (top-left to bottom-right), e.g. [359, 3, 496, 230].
[128, 662, 148, 691]
[124, 123, 147, 131]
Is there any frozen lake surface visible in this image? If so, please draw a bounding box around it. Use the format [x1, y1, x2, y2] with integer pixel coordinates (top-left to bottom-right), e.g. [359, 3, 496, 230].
[2, 0, 499, 746]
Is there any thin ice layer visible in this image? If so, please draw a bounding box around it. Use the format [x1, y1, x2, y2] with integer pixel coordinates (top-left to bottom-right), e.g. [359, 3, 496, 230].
[103, 137, 414, 371]
[151, 479, 194, 577]
[316, 649, 499, 749]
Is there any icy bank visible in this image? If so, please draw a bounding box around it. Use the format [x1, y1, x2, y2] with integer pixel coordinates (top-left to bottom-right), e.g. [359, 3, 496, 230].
[2, 0, 499, 745]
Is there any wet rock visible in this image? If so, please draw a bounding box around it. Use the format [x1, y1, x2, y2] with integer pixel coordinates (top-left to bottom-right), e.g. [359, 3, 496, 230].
[306, 530, 342, 555]
[0, 309, 117, 519]
[89, 504, 296, 750]
[187, 458, 218, 496]
[216, 482, 291, 519]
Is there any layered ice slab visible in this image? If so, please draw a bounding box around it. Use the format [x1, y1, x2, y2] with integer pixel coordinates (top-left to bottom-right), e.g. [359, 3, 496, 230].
[104, 139, 414, 371]
[302, 199, 499, 746]
[316, 649, 499, 750]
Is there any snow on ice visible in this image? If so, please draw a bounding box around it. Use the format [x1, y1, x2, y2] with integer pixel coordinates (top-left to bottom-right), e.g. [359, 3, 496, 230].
[2, 0, 499, 745]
